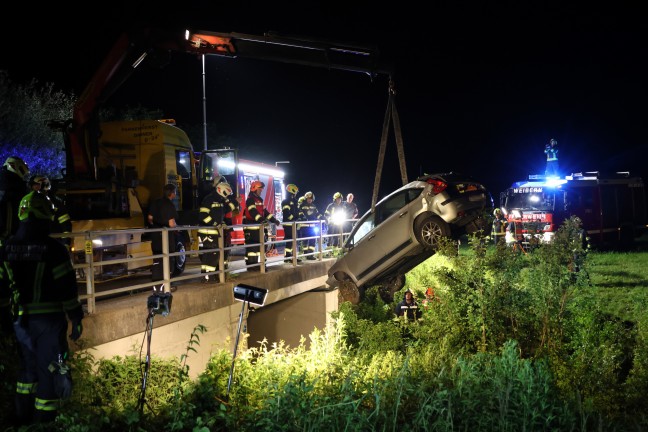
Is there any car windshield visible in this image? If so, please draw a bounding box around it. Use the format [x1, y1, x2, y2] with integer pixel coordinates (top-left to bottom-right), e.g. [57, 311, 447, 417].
[346, 186, 424, 246]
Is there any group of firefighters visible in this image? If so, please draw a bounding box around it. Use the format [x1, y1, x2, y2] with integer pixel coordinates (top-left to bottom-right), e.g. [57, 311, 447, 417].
[197, 176, 359, 277]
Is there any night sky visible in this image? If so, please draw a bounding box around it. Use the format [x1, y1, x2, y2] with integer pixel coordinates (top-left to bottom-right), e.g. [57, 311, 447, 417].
[2, 2, 647, 214]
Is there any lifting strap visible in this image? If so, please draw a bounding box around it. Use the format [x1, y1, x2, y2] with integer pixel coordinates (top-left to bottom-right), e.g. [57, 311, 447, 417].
[371, 78, 407, 212]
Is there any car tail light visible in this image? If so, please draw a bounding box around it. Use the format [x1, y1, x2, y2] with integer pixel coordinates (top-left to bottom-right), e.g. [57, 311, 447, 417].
[426, 178, 448, 194]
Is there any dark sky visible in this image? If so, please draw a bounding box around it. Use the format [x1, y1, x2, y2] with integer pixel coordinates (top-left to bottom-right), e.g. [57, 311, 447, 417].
[2, 2, 647, 213]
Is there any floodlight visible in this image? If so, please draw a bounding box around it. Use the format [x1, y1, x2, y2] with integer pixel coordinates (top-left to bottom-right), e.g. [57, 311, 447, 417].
[233, 284, 268, 306]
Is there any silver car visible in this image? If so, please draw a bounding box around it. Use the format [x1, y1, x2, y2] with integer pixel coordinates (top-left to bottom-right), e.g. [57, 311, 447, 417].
[327, 173, 493, 303]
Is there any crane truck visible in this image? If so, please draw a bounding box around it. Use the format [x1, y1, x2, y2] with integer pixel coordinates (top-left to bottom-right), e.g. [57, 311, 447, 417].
[50, 27, 391, 279]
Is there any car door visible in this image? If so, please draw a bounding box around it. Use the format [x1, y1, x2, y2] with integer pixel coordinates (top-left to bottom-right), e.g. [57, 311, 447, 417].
[340, 212, 385, 284]
[353, 189, 419, 285]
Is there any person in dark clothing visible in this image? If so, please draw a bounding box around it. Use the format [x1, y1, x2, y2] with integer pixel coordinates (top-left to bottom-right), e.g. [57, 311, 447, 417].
[147, 184, 179, 282]
[198, 180, 239, 280]
[0, 190, 83, 426]
[343, 193, 359, 237]
[324, 192, 345, 247]
[544, 138, 559, 177]
[298, 191, 325, 260]
[0, 156, 30, 244]
[282, 183, 303, 262]
[394, 289, 422, 320]
[491, 208, 507, 246]
[243, 180, 281, 269]
[30, 176, 72, 248]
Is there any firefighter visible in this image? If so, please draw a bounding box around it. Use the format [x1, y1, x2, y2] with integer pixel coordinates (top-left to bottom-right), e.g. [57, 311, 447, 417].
[0, 190, 83, 425]
[198, 180, 239, 280]
[298, 191, 325, 260]
[282, 183, 303, 262]
[491, 208, 507, 245]
[0, 156, 30, 244]
[544, 138, 559, 177]
[324, 192, 345, 248]
[32, 176, 72, 248]
[243, 180, 281, 269]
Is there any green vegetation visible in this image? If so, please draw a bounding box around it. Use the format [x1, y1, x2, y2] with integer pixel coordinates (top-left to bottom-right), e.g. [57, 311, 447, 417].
[2, 218, 648, 431]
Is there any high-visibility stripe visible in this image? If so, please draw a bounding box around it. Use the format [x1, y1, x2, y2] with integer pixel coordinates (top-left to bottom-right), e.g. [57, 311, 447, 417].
[16, 381, 37, 395]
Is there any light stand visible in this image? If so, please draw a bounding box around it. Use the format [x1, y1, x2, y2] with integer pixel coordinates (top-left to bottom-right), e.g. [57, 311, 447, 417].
[138, 287, 172, 415]
[226, 284, 268, 397]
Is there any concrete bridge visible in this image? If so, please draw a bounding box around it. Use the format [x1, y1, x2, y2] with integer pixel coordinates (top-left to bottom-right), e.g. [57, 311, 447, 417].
[78, 258, 337, 377]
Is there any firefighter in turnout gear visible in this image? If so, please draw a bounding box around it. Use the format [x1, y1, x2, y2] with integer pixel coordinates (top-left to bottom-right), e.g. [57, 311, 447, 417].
[324, 192, 345, 248]
[491, 208, 508, 245]
[0, 191, 83, 426]
[198, 180, 239, 280]
[298, 191, 325, 260]
[282, 183, 303, 262]
[243, 180, 281, 268]
[31, 176, 72, 248]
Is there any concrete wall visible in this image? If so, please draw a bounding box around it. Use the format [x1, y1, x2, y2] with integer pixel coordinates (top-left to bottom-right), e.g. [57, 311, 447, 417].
[77, 260, 335, 378]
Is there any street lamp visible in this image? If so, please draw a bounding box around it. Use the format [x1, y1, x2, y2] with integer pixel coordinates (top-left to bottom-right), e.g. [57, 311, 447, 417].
[275, 161, 290, 167]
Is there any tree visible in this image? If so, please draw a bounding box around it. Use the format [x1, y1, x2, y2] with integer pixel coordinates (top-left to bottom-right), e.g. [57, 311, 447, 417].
[0, 70, 74, 178]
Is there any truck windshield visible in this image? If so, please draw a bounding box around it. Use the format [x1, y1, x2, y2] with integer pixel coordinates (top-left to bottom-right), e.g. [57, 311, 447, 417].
[505, 190, 555, 211]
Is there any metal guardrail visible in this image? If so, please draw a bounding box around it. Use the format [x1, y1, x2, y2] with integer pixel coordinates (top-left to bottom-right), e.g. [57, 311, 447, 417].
[55, 219, 356, 313]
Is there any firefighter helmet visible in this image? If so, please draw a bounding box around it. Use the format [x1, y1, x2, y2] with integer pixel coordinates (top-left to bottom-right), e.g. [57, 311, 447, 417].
[493, 208, 502, 216]
[250, 180, 265, 192]
[216, 181, 233, 199]
[4, 156, 29, 178]
[18, 191, 54, 221]
[333, 192, 343, 200]
[304, 191, 315, 201]
[29, 175, 50, 190]
[286, 183, 299, 195]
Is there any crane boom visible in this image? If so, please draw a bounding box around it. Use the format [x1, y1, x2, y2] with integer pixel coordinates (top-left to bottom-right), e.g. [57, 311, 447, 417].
[64, 27, 391, 180]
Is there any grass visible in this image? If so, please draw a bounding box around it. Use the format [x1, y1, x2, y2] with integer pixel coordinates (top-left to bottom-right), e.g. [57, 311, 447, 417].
[587, 233, 648, 322]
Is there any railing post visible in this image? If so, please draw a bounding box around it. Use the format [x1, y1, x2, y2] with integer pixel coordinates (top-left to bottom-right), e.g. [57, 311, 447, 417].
[84, 231, 96, 314]
[259, 223, 266, 272]
[218, 225, 226, 283]
[162, 227, 170, 292]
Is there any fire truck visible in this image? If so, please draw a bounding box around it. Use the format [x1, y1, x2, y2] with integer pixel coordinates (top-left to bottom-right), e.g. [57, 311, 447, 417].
[196, 149, 286, 247]
[500, 171, 647, 249]
[50, 27, 389, 278]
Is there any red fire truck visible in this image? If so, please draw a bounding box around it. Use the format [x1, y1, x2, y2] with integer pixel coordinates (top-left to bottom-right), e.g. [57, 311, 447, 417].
[500, 171, 647, 249]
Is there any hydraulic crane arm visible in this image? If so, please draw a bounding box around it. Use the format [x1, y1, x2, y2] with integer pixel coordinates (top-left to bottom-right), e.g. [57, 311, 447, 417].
[64, 27, 391, 180]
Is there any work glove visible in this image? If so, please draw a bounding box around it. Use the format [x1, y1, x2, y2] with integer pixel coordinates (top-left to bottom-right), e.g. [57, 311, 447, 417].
[70, 318, 83, 341]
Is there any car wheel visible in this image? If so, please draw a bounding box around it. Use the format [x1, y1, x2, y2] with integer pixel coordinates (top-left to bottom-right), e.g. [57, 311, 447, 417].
[415, 215, 451, 250]
[172, 240, 186, 276]
[380, 274, 405, 303]
[338, 279, 361, 305]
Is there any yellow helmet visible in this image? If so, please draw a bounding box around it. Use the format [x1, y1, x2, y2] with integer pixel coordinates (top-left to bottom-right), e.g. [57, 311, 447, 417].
[333, 192, 343, 200]
[493, 208, 502, 216]
[18, 191, 54, 221]
[4, 156, 29, 178]
[286, 183, 299, 195]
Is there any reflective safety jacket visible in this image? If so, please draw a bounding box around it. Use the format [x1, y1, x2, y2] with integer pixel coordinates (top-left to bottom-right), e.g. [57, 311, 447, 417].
[0, 220, 82, 322]
[243, 192, 278, 226]
[198, 191, 239, 236]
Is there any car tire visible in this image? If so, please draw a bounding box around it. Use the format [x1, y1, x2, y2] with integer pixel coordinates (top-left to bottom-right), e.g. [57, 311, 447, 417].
[172, 239, 187, 277]
[338, 279, 361, 305]
[380, 274, 405, 303]
[414, 214, 451, 250]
